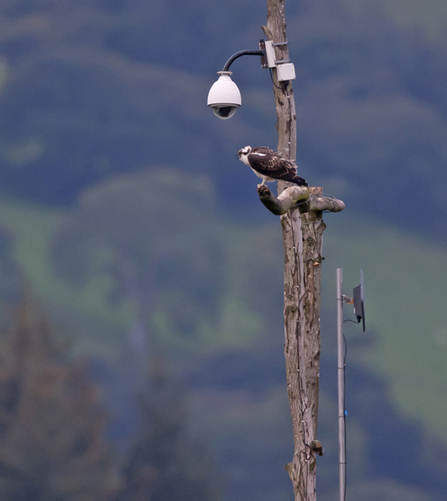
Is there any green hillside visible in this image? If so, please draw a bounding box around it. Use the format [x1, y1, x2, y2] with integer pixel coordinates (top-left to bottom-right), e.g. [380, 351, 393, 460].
[324, 214, 447, 442]
[1, 0, 447, 498]
[1, 188, 447, 447]
[0, 197, 134, 355]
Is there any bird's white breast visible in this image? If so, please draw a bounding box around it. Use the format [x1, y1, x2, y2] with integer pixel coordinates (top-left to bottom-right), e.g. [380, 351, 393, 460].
[250, 167, 274, 182]
[239, 155, 251, 166]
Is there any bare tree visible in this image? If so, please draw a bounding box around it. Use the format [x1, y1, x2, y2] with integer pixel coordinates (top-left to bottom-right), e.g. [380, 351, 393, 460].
[260, 2, 344, 500]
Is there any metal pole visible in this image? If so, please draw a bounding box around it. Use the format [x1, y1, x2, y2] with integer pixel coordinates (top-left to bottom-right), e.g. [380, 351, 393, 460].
[337, 268, 346, 501]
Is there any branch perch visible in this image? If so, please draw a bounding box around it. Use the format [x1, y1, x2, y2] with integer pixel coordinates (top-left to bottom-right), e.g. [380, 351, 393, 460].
[257, 185, 345, 215]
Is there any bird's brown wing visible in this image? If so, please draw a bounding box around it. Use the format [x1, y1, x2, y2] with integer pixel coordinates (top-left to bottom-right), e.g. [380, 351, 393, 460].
[248, 151, 295, 177]
[248, 151, 307, 186]
[277, 164, 308, 186]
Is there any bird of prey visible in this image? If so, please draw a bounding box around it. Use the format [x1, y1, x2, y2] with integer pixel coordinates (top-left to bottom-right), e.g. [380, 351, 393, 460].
[237, 146, 308, 187]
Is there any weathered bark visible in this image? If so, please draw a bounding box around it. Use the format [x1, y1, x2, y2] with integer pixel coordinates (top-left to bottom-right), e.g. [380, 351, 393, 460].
[262, 4, 296, 165]
[263, 2, 344, 500]
[281, 206, 325, 501]
[257, 185, 345, 215]
[257, 185, 309, 215]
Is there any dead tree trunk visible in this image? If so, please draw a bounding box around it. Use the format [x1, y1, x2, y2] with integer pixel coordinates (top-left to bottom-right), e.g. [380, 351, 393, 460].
[262, 2, 344, 500]
[281, 195, 328, 501]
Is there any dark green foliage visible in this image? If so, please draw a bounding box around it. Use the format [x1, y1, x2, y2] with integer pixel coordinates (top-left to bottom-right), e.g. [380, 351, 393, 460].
[0, 291, 222, 501]
[0, 294, 120, 501]
[1, 1, 447, 500]
[0, 0, 447, 241]
[0, 225, 23, 304]
[119, 355, 220, 501]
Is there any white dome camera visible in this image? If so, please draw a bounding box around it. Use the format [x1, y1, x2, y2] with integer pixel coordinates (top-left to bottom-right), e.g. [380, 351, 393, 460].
[207, 71, 241, 120]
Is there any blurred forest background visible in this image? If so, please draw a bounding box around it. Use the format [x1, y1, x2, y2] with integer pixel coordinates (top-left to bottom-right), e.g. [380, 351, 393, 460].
[0, 0, 447, 500]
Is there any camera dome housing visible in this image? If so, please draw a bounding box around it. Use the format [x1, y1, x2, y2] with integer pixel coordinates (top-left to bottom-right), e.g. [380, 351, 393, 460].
[207, 72, 241, 120]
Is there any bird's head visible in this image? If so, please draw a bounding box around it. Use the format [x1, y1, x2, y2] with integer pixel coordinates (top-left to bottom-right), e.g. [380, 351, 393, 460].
[237, 145, 252, 161]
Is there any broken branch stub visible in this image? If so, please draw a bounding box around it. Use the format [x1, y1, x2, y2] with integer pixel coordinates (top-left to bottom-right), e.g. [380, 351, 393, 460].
[257, 185, 345, 215]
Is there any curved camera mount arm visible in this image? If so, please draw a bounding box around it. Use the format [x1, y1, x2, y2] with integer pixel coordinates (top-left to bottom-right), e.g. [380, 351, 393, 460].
[222, 47, 266, 72]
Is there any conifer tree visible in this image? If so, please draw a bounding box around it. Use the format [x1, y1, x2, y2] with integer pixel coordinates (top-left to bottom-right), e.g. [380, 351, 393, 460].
[119, 354, 220, 501]
[0, 293, 121, 501]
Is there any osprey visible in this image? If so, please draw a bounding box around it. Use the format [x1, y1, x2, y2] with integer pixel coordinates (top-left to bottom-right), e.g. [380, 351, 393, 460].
[237, 146, 307, 187]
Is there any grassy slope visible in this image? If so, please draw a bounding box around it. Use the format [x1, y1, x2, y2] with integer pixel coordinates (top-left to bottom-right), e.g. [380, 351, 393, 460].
[0, 197, 134, 356]
[324, 213, 447, 442]
[307, 0, 447, 441]
[1, 195, 447, 442]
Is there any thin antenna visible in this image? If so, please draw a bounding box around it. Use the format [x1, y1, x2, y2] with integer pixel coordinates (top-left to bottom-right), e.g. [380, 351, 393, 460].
[336, 268, 346, 501]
